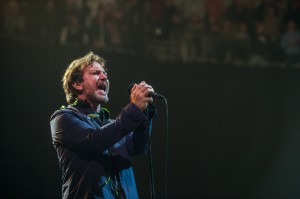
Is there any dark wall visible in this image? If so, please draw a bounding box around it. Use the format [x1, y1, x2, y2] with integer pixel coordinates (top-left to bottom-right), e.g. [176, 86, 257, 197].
[1, 39, 300, 199]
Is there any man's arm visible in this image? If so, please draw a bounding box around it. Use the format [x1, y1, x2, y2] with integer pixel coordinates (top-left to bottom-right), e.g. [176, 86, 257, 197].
[111, 103, 157, 157]
[50, 103, 147, 154]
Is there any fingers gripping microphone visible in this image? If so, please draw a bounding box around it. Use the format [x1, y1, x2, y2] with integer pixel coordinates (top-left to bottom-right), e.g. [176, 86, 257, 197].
[127, 83, 165, 99]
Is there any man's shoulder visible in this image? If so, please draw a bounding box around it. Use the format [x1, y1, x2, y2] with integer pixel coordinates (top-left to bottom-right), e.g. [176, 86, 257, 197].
[50, 106, 82, 120]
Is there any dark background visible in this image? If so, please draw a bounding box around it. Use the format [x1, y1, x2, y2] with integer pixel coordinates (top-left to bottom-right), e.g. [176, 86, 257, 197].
[1, 0, 300, 198]
[1, 38, 300, 199]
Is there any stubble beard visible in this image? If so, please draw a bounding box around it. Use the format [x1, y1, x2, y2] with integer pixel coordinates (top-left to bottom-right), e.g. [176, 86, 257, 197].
[89, 92, 109, 106]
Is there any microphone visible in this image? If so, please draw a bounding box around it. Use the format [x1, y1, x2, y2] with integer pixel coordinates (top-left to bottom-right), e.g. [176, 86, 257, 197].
[127, 83, 164, 99]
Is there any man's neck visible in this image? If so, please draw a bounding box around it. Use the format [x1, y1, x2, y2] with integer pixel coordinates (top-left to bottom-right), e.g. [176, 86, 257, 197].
[75, 98, 101, 112]
[85, 101, 101, 112]
[95, 104, 101, 113]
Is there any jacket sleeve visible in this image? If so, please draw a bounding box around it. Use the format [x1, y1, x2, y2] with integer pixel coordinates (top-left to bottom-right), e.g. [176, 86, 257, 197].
[50, 103, 147, 154]
[109, 103, 157, 157]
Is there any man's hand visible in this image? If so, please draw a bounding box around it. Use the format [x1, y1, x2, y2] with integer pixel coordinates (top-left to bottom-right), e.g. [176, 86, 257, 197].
[130, 81, 154, 111]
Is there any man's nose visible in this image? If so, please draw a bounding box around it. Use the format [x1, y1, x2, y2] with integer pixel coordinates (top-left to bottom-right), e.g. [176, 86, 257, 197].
[99, 72, 107, 80]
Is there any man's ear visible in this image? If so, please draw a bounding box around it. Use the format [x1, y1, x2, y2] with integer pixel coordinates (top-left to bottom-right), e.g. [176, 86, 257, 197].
[72, 82, 83, 91]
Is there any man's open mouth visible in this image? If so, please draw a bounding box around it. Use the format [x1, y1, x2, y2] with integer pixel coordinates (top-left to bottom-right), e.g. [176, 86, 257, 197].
[97, 83, 107, 93]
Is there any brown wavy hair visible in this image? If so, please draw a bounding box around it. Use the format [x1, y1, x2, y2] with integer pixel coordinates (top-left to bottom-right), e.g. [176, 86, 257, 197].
[62, 51, 106, 104]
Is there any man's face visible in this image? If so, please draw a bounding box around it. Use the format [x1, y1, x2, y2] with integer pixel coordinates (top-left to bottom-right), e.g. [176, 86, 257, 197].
[77, 62, 109, 106]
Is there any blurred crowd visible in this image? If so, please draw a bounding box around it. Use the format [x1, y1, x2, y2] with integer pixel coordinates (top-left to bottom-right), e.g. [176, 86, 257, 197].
[1, 0, 300, 67]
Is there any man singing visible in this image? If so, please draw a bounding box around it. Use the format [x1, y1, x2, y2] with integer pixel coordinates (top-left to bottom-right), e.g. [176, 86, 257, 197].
[50, 51, 156, 198]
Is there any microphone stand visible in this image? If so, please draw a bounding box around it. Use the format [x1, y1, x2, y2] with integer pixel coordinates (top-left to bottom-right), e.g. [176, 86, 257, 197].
[147, 131, 155, 199]
[145, 95, 168, 199]
[127, 85, 167, 199]
[145, 104, 156, 199]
